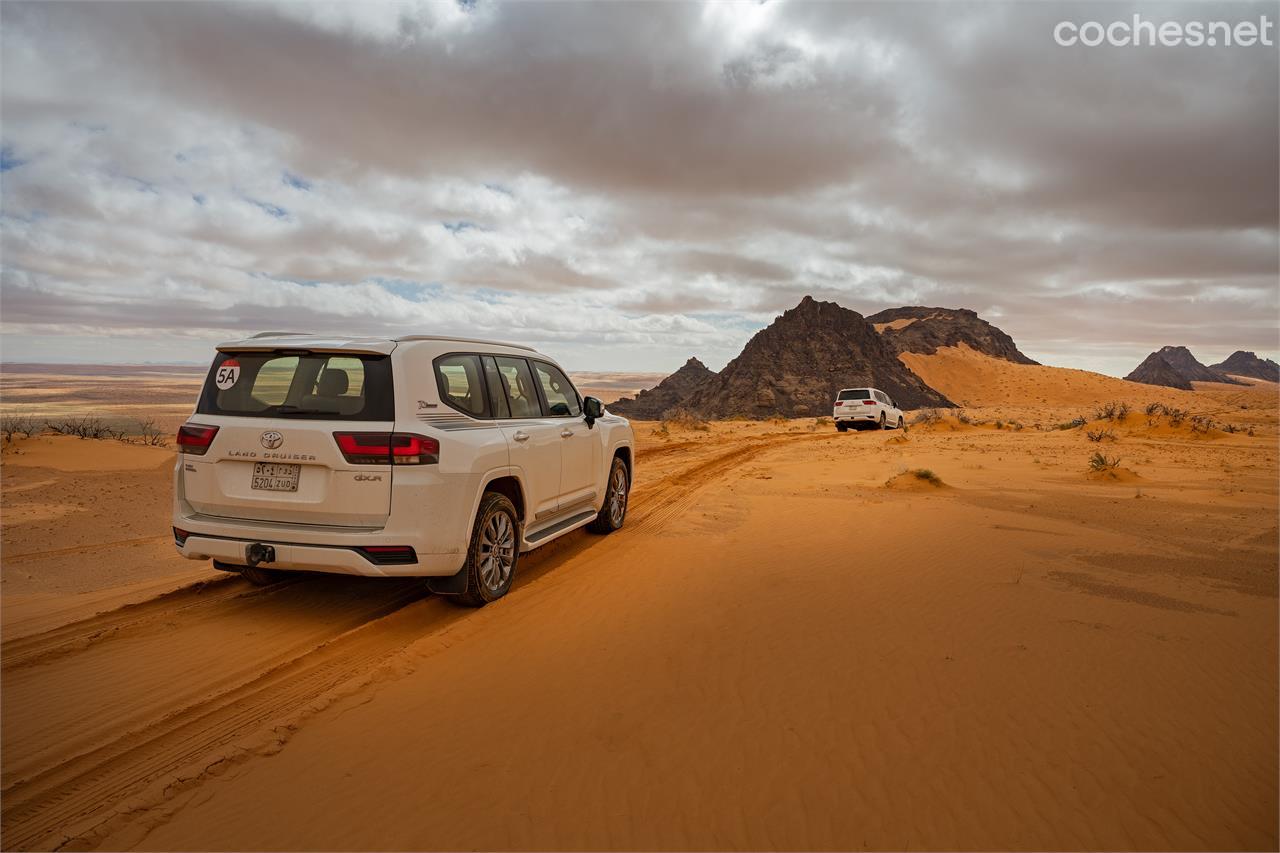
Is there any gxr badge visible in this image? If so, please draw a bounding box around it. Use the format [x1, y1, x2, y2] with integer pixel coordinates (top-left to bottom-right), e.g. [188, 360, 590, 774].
[260, 430, 284, 450]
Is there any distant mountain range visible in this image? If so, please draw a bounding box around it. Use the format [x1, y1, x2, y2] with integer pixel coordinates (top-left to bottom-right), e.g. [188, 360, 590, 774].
[1210, 351, 1279, 383]
[1125, 346, 1248, 389]
[613, 295, 1053, 418]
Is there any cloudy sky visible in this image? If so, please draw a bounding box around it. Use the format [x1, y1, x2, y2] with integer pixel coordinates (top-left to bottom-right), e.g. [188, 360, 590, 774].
[1, 1, 1276, 376]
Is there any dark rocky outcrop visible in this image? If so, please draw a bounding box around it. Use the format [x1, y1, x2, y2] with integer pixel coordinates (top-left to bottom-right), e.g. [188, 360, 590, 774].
[1209, 351, 1279, 383]
[1124, 352, 1194, 390]
[680, 296, 952, 418]
[607, 357, 717, 419]
[1153, 345, 1243, 384]
[865, 306, 1039, 365]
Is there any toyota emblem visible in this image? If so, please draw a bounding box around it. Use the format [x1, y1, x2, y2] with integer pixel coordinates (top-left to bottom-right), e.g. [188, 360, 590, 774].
[260, 430, 284, 450]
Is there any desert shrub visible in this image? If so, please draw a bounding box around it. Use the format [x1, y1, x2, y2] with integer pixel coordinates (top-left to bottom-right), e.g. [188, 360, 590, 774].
[1092, 401, 1130, 421]
[133, 416, 168, 447]
[663, 407, 709, 431]
[1088, 452, 1121, 472]
[1057, 416, 1087, 430]
[1086, 428, 1117, 443]
[1189, 415, 1216, 434]
[1009, 421, 1024, 431]
[1, 415, 39, 442]
[1222, 423, 1238, 434]
[1145, 402, 1162, 416]
[953, 410, 972, 425]
[45, 416, 115, 439]
[1247, 427, 1255, 436]
[912, 409, 941, 425]
[912, 468, 942, 485]
[994, 420, 1004, 430]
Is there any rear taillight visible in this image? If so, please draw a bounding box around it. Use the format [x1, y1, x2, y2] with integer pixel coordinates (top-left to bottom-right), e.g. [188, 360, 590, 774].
[173, 527, 190, 546]
[333, 432, 439, 465]
[863, 400, 876, 405]
[177, 423, 219, 455]
[834, 401, 843, 407]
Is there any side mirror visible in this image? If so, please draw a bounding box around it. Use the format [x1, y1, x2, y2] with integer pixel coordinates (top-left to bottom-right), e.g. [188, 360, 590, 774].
[583, 396, 604, 427]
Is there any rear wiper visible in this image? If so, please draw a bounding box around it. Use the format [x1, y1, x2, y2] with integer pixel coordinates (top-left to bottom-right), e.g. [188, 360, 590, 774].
[276, 405, 341, 416]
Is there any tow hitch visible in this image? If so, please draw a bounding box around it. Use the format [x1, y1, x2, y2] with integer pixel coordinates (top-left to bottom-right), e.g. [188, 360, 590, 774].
[245, 543, 276, 567]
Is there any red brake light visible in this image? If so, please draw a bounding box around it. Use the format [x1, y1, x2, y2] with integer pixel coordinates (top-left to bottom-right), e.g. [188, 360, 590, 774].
[177, 423, 219, 455]
[333, 432, 439, 465]
[863, 400, 877, 405]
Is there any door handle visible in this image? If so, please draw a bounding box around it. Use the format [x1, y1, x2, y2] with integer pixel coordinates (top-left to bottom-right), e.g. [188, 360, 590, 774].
[560, 429, 574, 438]
[513, 431, 530, 443]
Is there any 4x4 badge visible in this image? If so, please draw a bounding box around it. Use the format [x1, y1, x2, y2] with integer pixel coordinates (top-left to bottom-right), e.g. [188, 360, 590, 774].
[260, 430, 284, 450]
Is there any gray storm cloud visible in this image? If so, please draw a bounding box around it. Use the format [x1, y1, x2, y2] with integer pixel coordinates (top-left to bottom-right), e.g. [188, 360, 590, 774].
[0, 0, 1276, 373]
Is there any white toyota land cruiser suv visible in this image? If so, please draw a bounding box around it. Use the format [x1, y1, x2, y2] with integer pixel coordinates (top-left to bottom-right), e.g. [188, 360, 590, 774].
[173, 333, 634, 606]
[832, 387, 904, 431]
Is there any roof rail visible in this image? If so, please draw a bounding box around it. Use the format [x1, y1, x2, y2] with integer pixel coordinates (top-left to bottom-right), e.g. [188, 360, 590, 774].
[250, 331, 315, 339]
[394, 334, 536, 352]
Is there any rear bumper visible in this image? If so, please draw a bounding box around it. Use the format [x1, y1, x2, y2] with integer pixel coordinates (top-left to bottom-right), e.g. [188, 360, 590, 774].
[174, 530, 463, 577]
[833, 412, 877, 422]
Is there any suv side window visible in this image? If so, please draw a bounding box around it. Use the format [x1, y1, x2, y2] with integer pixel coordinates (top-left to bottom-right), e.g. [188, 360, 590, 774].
[533, 361, 581, 417]
[875, 391, 888, 405]
[435, 354, 488, 418]
[494, 357, 541, 419]
[481, 356, 511, 419]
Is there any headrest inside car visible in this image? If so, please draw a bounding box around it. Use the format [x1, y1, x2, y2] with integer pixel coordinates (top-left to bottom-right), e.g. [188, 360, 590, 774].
[317, 369, 349, 397]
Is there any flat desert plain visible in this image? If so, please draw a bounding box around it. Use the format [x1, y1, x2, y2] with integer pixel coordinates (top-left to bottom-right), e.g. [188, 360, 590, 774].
[1, 349, 1277, 851]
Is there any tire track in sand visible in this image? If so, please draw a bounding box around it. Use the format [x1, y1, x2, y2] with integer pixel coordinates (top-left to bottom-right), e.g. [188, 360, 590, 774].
[1, 429, 838, 850]
[0, 589, 448, 852]
[629, 431, 839, 534]
[1, 575, 287, 671]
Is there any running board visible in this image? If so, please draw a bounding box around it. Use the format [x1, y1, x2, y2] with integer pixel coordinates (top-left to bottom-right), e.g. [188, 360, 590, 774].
[525, 509, 597, 544]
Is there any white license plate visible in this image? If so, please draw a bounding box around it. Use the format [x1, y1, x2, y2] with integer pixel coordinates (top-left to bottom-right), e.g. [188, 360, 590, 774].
[251, 462, 300, 492]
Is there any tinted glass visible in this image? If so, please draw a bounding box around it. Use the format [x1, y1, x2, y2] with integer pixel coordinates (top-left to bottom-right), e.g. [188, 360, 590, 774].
[494, 357, 541, 419]
[197, 352, 393, 420]
[435, 354, 487, 417]
[534, 362, 581, 417]
[837, 389, 870, 401]
[482, 356, 511, 419]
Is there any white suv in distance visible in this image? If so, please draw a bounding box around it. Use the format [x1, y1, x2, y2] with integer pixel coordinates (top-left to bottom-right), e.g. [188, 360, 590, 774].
[172, 333, 634, 606]
[833, 387, 904, 431]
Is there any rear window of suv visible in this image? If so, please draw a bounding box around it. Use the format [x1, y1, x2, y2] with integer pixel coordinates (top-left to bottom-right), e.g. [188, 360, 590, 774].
[196, 351, 394, 420]
[837, 389, 871, 400]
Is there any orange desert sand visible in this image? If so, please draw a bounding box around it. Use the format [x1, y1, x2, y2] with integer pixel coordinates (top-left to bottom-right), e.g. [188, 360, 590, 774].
[1, 349, 1277, 851]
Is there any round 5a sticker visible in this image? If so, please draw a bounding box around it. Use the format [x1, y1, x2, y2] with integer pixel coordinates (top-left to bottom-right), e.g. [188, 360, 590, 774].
[215, 359, 241, 390]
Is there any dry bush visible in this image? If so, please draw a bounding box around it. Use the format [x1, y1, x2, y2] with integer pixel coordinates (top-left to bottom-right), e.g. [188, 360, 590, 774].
[1088, 452, 1121, 472]
[912, 409, 941, 425]
[912, 468, 942, 485]
[1093, 401, 1130, 421]
[2, 415, 39, 442]
[1086, 428, 1118, 443]
[133, 416, 168, 447]
[1057, 416, 1087, 430]
[1145, 402, 1162, 416]
[952, 409, 972, 425]
[45, 416, 115, 439]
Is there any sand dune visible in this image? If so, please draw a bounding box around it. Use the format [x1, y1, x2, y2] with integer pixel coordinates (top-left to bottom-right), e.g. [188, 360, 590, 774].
[902, 343, 1277, 411]
[1, 357, 1277, 851]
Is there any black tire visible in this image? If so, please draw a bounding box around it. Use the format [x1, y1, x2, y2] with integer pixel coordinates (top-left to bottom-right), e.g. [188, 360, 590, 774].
[454, 492, 521, 607]
[897, 416, 904, 429]
[588, 456, 630, 534]
[836, 422, 848, 432]
[241, 565, 284, 586]
[879, 412, 887, 429]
